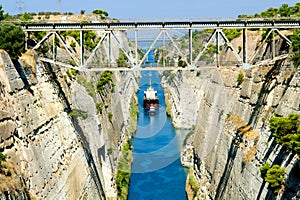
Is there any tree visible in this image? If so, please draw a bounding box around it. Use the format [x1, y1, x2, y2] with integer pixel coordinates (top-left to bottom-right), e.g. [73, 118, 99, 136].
[279, 3, 292, 17]
[0, 23, 25, 61]
[260, 162, 270, 179]
[92, 9, 109, 19]
[290, 29, 300, 68]
[0, 4, 4, 21]
[20, 12, 32, 21]
[116, 51, 128, 67]
[260, 163, 285, 194]
[269, 114, 300, 155]
[265, 165, 285, 194]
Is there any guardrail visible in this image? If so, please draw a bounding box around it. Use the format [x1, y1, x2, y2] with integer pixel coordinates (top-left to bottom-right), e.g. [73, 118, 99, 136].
[18, 19, 300, 31]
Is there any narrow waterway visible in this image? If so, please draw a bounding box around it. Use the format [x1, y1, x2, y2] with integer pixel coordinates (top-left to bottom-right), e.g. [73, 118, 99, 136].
[128, 71, 188, 200]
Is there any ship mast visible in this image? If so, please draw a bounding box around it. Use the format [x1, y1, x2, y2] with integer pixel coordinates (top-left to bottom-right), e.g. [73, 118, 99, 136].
[149, 72, 152, 89]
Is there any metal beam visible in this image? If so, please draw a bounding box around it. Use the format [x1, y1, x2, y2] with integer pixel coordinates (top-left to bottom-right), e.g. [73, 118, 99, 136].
[163, 30, 190, 67]
[218, 30, 243, 63]
[138, 30, 164, 66]
[249, 29, 273, 64]
[243, 29, 247, 63]
[193, 30, 217, 65]
[189, 29, 193, 65]
[84, 31, 109, 66]
[80, 30, 84, 65]
[111, 31, 135, 65]
[273, 28, 292, 46]
[32, 32, 53, 50]
[21, 20, 300, 32]
[55, 32, 80, 65]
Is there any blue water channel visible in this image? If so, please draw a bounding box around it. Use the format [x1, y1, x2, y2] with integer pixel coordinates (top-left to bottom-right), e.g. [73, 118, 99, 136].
[128, 71, 188, 200]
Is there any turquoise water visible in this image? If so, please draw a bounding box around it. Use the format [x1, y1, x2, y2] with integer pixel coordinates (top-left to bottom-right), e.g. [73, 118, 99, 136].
[128, 71, 188, 200]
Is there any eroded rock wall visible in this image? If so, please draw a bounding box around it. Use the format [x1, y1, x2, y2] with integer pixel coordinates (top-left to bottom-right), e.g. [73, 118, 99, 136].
[0, 49, 138, 199]
[163, 63, 300, 199]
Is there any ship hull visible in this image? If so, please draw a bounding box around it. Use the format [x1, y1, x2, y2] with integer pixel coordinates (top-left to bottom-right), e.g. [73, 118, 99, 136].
[143, 98, 159, 109]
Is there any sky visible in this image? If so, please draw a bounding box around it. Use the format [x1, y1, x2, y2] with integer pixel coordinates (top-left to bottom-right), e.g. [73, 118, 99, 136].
[0, 0, 299, 20]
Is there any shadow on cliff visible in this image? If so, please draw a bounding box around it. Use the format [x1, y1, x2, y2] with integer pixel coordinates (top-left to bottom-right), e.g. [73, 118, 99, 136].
[280, 159, 300, 200]
[44, 62, 105, 198]
[71, 117, 105, 199]
[43, 62, 72, 112]
[214, 136, 240, 200]
[13, 60, 34, 94]
[247, 60, 284, 127]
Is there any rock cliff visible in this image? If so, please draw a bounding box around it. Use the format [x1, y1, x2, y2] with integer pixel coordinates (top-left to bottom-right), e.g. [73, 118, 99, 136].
[0, 48, 138, 199]
[162, 36, 300, 199]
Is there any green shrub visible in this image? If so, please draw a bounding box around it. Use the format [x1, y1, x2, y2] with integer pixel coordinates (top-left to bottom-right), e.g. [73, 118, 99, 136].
[116, 50, 128, 67]
[260, 162, 270, 179]
[167, 72, 176, 84]
[96, 102, 103, 114]
[260, 163, 285, 194]
[108, 112, 113, 122]
[77, 75, 96, 98]
[0, 152, 6, 162]
[107, 148, 113, 155]
[188, 169, 199, 197]
[223, 29, 242, 41]
[6, 170, 12, 176]
[269, 114, 300, 155]
[69, 109, 88, 120]
[236, 72, 244, 85]
[96, 71, 113, 95]
[116, 139, 133, 199]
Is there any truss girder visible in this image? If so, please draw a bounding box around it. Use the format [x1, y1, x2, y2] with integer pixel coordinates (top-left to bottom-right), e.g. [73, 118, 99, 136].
[24, 19, 295, 70]
[138, 30, 164, 66]
[249, 28, 292, 63]
[111, 31, 135, 65]
[193, 30, 217, 65]
[163, 30, 190, 67]
[32, 32, 53, 50]
[84, 32, 109, 66]
[55, 32, 80, 65]
[218, 30, 243, 63]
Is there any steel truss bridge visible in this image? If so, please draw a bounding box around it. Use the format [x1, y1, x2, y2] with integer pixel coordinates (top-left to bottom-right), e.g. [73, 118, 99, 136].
[20, 19, 299, 71]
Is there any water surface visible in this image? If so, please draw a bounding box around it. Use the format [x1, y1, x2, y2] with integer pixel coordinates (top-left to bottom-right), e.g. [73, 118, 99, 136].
[128, 71, 188, 200]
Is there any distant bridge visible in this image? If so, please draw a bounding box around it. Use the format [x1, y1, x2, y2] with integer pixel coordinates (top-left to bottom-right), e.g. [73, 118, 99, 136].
[20, 19, 298, 71]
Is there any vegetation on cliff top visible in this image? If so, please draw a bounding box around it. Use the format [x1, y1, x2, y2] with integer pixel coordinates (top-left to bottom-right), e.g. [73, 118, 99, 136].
[0, 23, 25, 61]
[238, 3, 300, 69]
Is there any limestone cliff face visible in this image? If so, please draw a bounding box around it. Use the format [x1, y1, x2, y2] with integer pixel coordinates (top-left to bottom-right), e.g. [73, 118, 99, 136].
[163, 63, 300, 199]
[0, 49, 138, 199]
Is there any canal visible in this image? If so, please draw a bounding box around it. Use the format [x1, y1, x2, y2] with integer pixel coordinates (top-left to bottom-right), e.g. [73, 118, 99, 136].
[128, 71, 188, 200]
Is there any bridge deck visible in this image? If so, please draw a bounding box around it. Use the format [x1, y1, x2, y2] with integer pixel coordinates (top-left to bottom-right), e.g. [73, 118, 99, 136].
[20, 19, 300, 31]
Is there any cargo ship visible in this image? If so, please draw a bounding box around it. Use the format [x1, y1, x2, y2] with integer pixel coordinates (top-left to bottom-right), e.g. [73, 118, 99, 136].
[143, 82, 159, 111]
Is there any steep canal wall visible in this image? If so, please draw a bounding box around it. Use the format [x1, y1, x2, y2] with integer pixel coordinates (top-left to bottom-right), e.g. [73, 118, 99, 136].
[0, 49, 139, 199]
[162, 63, 300, 199]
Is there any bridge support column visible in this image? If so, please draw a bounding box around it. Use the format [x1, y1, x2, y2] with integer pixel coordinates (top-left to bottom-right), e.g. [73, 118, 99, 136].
[80, 30, 84, 65]
[52, 32, 56, 62]
[216, 30, 220, 67]
[271, 29, 276, 59]
[189, 29, 193, 66]
[243, 29, 247, 64]
[109, 31, 112, 67]
[135, 29, 138, 65]
[25, 32, 29, 50]
[162, 30, 165, 67]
